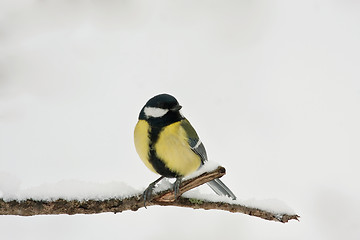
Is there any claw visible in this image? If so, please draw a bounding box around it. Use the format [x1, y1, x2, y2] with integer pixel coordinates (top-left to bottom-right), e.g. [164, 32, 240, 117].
[143, 183, 155, 209]
[143, 176, 164, 208]
[173, 177, 182, 199]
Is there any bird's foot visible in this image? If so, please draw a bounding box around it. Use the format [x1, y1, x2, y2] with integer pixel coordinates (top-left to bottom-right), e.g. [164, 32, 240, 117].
[143, 184, 155, 208]
[173, 177, 182, 199]
[143, 176, 164, 208]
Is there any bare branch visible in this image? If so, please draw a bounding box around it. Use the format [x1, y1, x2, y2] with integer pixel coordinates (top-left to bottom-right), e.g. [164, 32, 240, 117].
[0, 167, 299, 223]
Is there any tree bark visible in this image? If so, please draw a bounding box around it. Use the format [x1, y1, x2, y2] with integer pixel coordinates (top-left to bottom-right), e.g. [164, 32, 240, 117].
[0, 167, 299, 223]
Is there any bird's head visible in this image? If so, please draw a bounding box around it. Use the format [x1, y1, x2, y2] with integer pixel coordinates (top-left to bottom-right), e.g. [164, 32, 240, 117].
[139, 94, 183, 124]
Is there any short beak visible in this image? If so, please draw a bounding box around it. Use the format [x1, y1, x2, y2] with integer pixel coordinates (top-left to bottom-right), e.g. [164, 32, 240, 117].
[171, 104, 182, 111]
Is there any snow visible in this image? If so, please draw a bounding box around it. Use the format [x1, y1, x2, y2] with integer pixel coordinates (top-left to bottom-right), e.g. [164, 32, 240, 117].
[0, 178, 138, 201]
[183, 190, 296, 215]
[183, 161, 220, 180]
[1, 1, 360, 240]
[0, 172, 21, 199]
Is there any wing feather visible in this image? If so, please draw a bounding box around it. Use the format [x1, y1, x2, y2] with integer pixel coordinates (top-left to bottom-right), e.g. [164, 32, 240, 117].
[180, 119, 207, 164]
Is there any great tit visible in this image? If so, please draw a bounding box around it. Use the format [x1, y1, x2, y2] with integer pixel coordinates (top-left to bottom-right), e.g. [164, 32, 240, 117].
[134, 93, 236, 206]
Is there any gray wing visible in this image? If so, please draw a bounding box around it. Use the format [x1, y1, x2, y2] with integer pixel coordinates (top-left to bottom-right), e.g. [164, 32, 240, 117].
[188, 138, 207, 164]
[180, 119, 207, 164]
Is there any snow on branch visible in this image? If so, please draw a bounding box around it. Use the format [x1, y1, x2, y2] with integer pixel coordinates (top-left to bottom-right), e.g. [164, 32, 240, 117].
[0, 167, 299, 223]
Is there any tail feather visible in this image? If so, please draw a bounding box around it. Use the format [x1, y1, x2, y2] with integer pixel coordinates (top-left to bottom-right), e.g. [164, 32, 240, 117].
[206, 178, 236, 200]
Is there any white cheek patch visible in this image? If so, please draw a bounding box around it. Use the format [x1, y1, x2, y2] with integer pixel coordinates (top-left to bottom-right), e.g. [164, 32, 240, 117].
[144, 107, 169, 118]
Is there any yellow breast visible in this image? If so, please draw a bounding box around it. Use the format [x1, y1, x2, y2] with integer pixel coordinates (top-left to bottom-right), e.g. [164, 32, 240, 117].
[134, 120, 157, 173]
[155, 122, 201, 176]
[134, 120, 202, 177]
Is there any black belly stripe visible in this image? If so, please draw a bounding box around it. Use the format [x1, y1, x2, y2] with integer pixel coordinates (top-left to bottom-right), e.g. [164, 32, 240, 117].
[148, 126, 179, 178]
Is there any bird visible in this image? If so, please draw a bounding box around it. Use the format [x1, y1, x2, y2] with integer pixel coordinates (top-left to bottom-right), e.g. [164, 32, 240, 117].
[134, 93, 236, 206]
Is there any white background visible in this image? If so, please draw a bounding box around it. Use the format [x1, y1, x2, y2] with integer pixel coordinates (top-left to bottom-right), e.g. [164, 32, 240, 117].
[1, 1, 360, 239]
